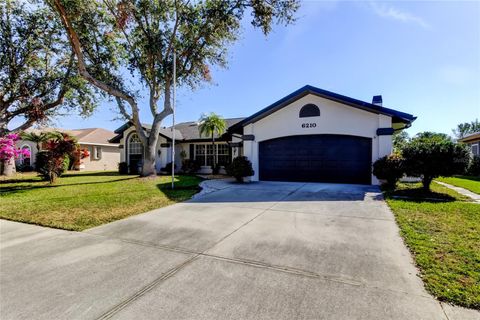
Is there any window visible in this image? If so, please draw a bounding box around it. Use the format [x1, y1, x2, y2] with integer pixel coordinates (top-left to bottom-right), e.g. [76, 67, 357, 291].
[217, 144, 230, 165]
[195, 145, 205, 165]
[20, 145, 31, 166]
[128, 134, 143, 155]
[128, 133, 144, 168]
[195, 143, 231, 166]
[299, 104, 320, 118]
[472, 143, 479, 156]
[93, 146, 102, 160]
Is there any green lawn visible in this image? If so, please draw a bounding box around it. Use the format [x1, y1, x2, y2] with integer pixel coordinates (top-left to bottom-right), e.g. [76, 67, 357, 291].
[436, 176, 480, 195]
[0, 171, 202, 231]
[384, 182, 480, 309]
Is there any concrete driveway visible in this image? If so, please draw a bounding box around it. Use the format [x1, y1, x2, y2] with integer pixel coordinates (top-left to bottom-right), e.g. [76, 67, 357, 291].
[1, 180, 477, 320]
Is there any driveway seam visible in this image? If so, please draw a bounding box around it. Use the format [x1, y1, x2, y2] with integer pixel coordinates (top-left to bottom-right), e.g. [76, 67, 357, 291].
[96, 254, 201, 320]
[87, 231, 435, 303]
[93, 183, 308, 319]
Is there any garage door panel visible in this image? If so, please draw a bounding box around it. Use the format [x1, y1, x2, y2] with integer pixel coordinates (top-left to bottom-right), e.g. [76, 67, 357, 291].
[259, 135, 372, 184]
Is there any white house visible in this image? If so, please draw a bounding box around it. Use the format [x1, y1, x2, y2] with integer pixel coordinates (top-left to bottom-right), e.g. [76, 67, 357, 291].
[111, 85, 416, 185]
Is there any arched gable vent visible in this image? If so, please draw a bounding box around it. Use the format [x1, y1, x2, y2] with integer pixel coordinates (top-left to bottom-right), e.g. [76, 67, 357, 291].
[299, 104, 320, 118]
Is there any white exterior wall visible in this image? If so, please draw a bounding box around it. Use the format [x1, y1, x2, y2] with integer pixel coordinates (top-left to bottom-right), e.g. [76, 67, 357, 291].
[242, 94, 393, 185]
[14, 140, 38, 168]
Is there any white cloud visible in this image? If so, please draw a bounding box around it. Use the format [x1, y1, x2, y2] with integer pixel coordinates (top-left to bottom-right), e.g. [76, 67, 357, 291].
[369, 1, 431, 29]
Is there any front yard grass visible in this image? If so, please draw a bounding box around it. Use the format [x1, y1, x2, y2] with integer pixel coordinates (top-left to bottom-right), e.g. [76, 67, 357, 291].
[436, 175, 480, 195]
[0, 171, 202, 231]
[384, 182, 480, 309]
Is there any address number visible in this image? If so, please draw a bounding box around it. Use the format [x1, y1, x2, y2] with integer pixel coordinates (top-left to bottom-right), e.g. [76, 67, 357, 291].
[301, 123, 316, 128]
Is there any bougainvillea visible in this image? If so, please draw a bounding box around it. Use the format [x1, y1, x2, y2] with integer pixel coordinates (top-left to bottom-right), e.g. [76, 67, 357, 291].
[0, 133, 30, 162]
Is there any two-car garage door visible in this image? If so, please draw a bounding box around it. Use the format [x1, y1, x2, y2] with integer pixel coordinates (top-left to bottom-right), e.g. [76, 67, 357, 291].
[259, 134, 372, 184]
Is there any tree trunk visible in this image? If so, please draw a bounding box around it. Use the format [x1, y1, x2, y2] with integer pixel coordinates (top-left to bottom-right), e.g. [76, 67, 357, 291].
[422, 176, 432, 192]
[1, 158, 16, 176]
[141, 140, 157, 177]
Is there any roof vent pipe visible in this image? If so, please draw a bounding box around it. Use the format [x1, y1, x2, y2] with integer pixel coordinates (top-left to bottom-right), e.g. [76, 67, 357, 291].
[372, 95, 383, 106]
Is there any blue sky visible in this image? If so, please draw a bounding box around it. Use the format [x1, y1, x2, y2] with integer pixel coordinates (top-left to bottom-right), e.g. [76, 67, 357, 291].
[53, 0, 480, 137]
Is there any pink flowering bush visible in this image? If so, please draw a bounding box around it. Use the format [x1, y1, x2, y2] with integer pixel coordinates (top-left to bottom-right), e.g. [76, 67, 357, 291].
[0, 133, 30, 175]
[0, 133, 30, 161]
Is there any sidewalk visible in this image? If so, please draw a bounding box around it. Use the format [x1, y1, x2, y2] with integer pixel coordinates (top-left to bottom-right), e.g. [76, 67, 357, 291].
[435, 181, 480, 203]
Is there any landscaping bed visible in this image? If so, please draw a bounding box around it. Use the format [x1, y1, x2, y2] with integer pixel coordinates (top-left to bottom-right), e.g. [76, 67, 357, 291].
[384, 182, 480, 309]
[0, 171, 201, 231]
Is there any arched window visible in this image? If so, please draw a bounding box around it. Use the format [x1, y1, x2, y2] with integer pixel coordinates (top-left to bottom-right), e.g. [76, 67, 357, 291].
[299, 104, 320, 118]
[128, 133, 143, 155]
[20, 145, 31, 166]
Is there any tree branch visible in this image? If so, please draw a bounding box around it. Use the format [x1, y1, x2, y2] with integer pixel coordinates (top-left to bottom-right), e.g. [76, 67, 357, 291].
[52, 0, 137, 115]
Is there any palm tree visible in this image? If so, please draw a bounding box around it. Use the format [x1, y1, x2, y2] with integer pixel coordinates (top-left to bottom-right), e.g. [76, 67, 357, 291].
[198, 113, 227, 169]
[20, 131, 53, 151]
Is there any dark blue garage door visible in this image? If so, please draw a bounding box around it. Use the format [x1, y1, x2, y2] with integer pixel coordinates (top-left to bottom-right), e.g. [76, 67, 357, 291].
[259, 135, 372, 184]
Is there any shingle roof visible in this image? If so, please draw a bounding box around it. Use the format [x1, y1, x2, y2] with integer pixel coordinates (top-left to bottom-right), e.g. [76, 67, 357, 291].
[25, 127, 117, 145]
[174, 117, 245, 140]
[110, 118, 245, 143]
[458, 132, 480, 143]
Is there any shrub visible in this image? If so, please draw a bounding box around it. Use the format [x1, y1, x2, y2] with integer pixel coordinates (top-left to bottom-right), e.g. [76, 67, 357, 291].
[467, 155, 480, 176]
[118, 162, 128, 174]
[63, 156, 70, 172]
[372, 154, 404, 189]
[226, 156, 254, 182]
[181, 159, 200, 174]
[0, 133, 30, 176]
[161, 162, 176, 173]
[35, 133, 77, 183]
[402, 134, 470, 191]
[36, 151, 67, 182]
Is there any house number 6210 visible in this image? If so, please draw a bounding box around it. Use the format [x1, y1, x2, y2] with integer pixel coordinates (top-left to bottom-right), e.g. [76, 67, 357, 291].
[301, 123, 316, 128]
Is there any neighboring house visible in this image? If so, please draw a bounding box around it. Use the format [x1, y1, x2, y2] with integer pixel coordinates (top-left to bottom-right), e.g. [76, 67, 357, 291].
[459, 132, 480, 156]
[16, 128, 120, 171]
[112, 85, 416, 185]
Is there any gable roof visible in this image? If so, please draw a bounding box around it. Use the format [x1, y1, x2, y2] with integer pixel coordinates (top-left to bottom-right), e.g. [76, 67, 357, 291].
[458, 132, 480, 143]
[110, 122, 183, 143]
[229, 85, 416, 133]
[110, 118, 245, 143]
[25, 127, 118, 146]
[175, 117, 245, 141]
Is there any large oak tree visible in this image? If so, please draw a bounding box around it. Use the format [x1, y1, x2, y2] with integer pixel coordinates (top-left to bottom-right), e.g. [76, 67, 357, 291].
[0, 0, 97, 135]
[49, 0, 300, 176]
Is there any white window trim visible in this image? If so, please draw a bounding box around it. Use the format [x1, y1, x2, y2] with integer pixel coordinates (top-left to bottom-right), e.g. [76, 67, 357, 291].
[127, 133, 144, 165]
[471, 143, 479, 156]
[194, 143, 229, 166]
[20, 144, 31, 166]
[93, 146, 102, 160]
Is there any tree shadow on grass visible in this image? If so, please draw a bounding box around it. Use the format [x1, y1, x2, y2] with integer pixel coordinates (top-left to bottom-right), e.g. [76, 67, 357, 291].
[155, 175, 202, 201]
[1, 171, 131, 185]
[61, 171, 128, 178]
[0, 178, 40, 184]
[0, 176, 138, 196]
[383, 184, 457, 203]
